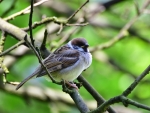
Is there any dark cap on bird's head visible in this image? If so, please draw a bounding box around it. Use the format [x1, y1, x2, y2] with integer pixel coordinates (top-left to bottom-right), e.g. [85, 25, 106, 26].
[71, 38, 89, 47]
[71, 38, 89, 52]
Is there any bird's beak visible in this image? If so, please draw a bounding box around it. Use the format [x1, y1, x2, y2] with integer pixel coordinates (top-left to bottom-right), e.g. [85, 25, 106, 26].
[85, 44, 89, 47]
[81, 44, 89, 52]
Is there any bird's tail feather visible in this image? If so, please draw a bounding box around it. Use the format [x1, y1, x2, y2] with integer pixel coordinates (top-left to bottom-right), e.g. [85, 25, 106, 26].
[16, 73, 37, 90]
[16, 65, 44, 90]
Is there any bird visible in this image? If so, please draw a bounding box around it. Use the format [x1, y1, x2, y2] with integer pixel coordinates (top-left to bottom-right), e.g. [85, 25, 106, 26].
[16, 38, 92, 90]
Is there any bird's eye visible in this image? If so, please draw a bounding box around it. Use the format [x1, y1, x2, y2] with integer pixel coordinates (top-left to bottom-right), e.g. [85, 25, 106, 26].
[81, 44, 89, 48]
[73, 46, 78, 49]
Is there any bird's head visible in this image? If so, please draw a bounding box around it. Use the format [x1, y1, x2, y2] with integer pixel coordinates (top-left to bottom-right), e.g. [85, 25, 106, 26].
[68, 38, 90, 52]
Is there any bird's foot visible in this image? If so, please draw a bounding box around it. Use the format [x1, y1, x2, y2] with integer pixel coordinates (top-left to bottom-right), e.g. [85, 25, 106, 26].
[65, 81, 78, 90]
[62, 80, 78, 93]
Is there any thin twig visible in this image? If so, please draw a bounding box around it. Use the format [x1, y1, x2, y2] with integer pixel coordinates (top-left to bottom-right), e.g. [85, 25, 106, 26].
[0, 31, 9, 86]
[24, 35, 61, 85]
[57, 23, 63, 35]
[66, 23, 89, 26]
[122, 65, 150, 96]
[29, 0, 34, 45]
[40, 29, 51, 58]
[0, 40, 25, 57]
[3, 0, 48, 21]
[57, 26, 79, 45]
[57, 17, 88, 45]
[89, 95, 150, 113]
[22, 17, 88, 32]
[0, 31, 6, 53]
[0, 31, 9, 87]
[22, 17, 66, 31]
[67, 0, 89, 22]
[0, 31, 9, 74]
[40, 29, 48, 49]
[134, 1, 140, 15]
[120, 96, 150, 110]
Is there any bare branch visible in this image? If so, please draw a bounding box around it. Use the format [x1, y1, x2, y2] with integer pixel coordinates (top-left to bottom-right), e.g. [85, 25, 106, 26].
[0, 40, 25, 57]
[70, 88, 90, 113]
[3, 0, 48, 21]
[67, 0, 89, 22]
[122, 65, 150, 96]
[29, 0, 34, 45]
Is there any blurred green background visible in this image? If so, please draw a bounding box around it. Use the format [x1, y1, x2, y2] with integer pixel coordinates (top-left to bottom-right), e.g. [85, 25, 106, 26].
[0, 0, 150, 113]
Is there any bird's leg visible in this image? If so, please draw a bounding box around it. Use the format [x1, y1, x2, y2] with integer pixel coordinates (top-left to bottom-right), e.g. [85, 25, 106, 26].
[65, 81, 78, 90]
[62, 80, 73, 93]
[62, 80, 78, 93]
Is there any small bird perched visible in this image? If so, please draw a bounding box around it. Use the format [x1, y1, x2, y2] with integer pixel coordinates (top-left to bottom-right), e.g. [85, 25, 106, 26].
[16, 38, 92, 90]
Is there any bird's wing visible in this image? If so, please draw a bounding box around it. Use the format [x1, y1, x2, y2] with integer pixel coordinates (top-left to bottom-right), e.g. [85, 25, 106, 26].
[37, 47, 80, 77]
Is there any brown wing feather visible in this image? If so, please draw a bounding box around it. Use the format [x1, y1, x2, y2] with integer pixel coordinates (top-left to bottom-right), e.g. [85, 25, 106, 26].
[36, 46, 80, 77]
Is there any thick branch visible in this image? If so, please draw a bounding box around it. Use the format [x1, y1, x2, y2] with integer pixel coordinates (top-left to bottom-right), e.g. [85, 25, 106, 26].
[0, 18, 26, 41]
[70, 89, 90, 113]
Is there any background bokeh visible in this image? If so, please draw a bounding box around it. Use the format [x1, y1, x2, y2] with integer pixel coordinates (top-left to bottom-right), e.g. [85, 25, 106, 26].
[0, 0, 150, 113]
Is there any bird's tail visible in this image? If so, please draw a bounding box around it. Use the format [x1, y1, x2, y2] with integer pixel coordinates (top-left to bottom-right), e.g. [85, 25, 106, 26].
[16, 73, 37, 90]
[16, 66, 42, 90]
